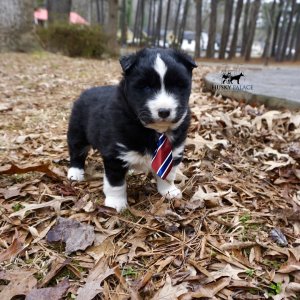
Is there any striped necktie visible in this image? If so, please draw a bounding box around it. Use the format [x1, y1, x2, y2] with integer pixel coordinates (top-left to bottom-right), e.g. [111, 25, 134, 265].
[152, 134, 173, 180]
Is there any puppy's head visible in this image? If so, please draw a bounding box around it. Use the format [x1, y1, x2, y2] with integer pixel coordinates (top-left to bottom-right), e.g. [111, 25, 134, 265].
[120, 48, 197, 133]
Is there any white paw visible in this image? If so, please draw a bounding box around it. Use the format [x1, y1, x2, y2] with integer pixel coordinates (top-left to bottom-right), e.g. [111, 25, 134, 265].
[105, 197, 128, 212]
[67, 167, 84, 181]
[158, 184, 182, 199]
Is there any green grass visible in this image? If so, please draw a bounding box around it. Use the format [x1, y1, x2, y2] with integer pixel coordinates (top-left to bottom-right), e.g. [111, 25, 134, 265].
[122, 266, 138, 278]
[12, 203, 25, 212]
[268, 282, 282, 296]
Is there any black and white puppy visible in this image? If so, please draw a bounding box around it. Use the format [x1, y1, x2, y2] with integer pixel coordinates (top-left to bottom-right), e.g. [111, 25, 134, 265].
[67, 48, 197, 211]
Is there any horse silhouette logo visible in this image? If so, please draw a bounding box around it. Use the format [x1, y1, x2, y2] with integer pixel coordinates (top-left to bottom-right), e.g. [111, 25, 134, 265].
[221, 71, 245, 85]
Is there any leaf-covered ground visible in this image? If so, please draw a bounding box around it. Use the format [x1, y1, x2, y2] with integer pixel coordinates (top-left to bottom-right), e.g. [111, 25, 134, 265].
[1, 52, 300, 300]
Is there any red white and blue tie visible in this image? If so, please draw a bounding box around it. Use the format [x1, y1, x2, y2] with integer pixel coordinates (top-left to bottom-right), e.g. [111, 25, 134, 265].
[151, 134, 173, 180]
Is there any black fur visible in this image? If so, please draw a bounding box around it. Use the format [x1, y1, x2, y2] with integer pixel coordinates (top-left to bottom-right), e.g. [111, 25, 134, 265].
[67, 48, 196, 187]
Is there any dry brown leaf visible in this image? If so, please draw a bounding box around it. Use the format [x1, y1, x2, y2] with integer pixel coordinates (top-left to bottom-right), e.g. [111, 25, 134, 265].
[86, 236, 115, 261]
[278, 251, 300, 273]
[202, 264, 243, 284]
[220, 241, 257, 251]
[152, 274, 188, 300]
[25, 278, 69, 300]
[76, 257, 115, 300]
[0, 233, 24, 263]
[0, 162, 62, 179]
[181, 277, 231, 299]
[38, 257, 71, 287]
[47, 217, 95, 254]
[0, 269, 37, 299]
[9, 195, 75, 219]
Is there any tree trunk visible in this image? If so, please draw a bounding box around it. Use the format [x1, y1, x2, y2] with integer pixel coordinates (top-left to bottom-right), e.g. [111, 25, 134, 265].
[262, 0, 276, 59]
[289, 4, 300, 59]
[173, 0, 182, 45]
[294, 4, 300, 60]
[151, 0, 156, 45]
[294, 24, 300, 60]
[275, 0, 290, 61]
[47, 0, 72, 24]
[178, 0, 190, 46]
[194, 0, 202, 59]
[279, 0, 296, 61]
[87, 0, 92, 24]
[106, 0, 119, 54]
[271, 0, 284, 57]
[147, 0, 153, 44]
[95, 0, 101, 24]
[0, 0, 37, 52]
[155, 0, 163, 46]
[206, 0, 218, 58]
[228, 0, 243, 59]
[241, 0, 250, 56]
[121, 0, 127, 46]
[219, 0, 234, 59]
[163, 0, 171, 48]
[139, 0, 145, 45]
[244, 0, 261, 61]
[132, 0, 140, 44]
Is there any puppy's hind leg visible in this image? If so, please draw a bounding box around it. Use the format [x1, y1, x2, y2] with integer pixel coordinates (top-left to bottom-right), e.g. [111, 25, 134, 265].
[67, 122, 89, 181]
[103, 157, 128, 212]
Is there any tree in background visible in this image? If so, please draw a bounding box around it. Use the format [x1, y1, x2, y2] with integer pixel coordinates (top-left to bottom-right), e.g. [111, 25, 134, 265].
[288, 3, 300, 59]
[106, 0, 119, 53]
[271, 0, 284, 57]
[241, 0, 250, 56]
[163, 0, 171, 48]
[178, 0, 190, 46]
[120, 0, 127, 46]
[155, 0, 163, 46]
[218, 0, 233, 59]
[0, 0, 37, 52]
[244, 0, 261, 61]
[194, 0, 202, 59]
[47, 0, 72, 24]
[206, 0, 218, 58]
[173, 0, 182, 45]
[295, 13, 300, 60]
[275, 0, 290, 61]
[262, 0, 276, 61]
[228, 0, 243, 59]
[278, 0, 296, 61]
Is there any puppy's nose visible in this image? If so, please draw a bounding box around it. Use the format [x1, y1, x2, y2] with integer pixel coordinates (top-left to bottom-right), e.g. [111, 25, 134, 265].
[158, 108, 170, 119]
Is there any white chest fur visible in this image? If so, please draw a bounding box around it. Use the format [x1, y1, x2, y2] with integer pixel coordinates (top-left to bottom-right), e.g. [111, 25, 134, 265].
[117, 143, 184, 173]
[118, 150, 152, 173]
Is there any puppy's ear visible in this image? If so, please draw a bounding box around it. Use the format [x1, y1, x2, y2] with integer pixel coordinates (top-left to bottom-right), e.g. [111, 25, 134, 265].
[119, 54, 137, 73]
[175, 50, 197, 70]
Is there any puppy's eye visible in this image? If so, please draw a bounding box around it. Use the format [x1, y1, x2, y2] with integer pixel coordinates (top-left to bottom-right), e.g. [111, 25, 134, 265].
[177, 81, 187, 88]
[143, 85, 152, 91]
[138, 82, 155, 91]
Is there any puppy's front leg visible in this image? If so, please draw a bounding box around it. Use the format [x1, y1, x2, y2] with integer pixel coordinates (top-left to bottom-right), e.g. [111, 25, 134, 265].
[103, 158, 128, 212]
[156, 164, 182, 199]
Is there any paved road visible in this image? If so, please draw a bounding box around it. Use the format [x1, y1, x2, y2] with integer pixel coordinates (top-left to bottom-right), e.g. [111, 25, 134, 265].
[203, 68, 300, 110]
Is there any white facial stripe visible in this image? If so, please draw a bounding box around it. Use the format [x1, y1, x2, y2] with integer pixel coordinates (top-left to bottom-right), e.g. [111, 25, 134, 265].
[147, 54, 179, 124]
[154, 54, 167, 83]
